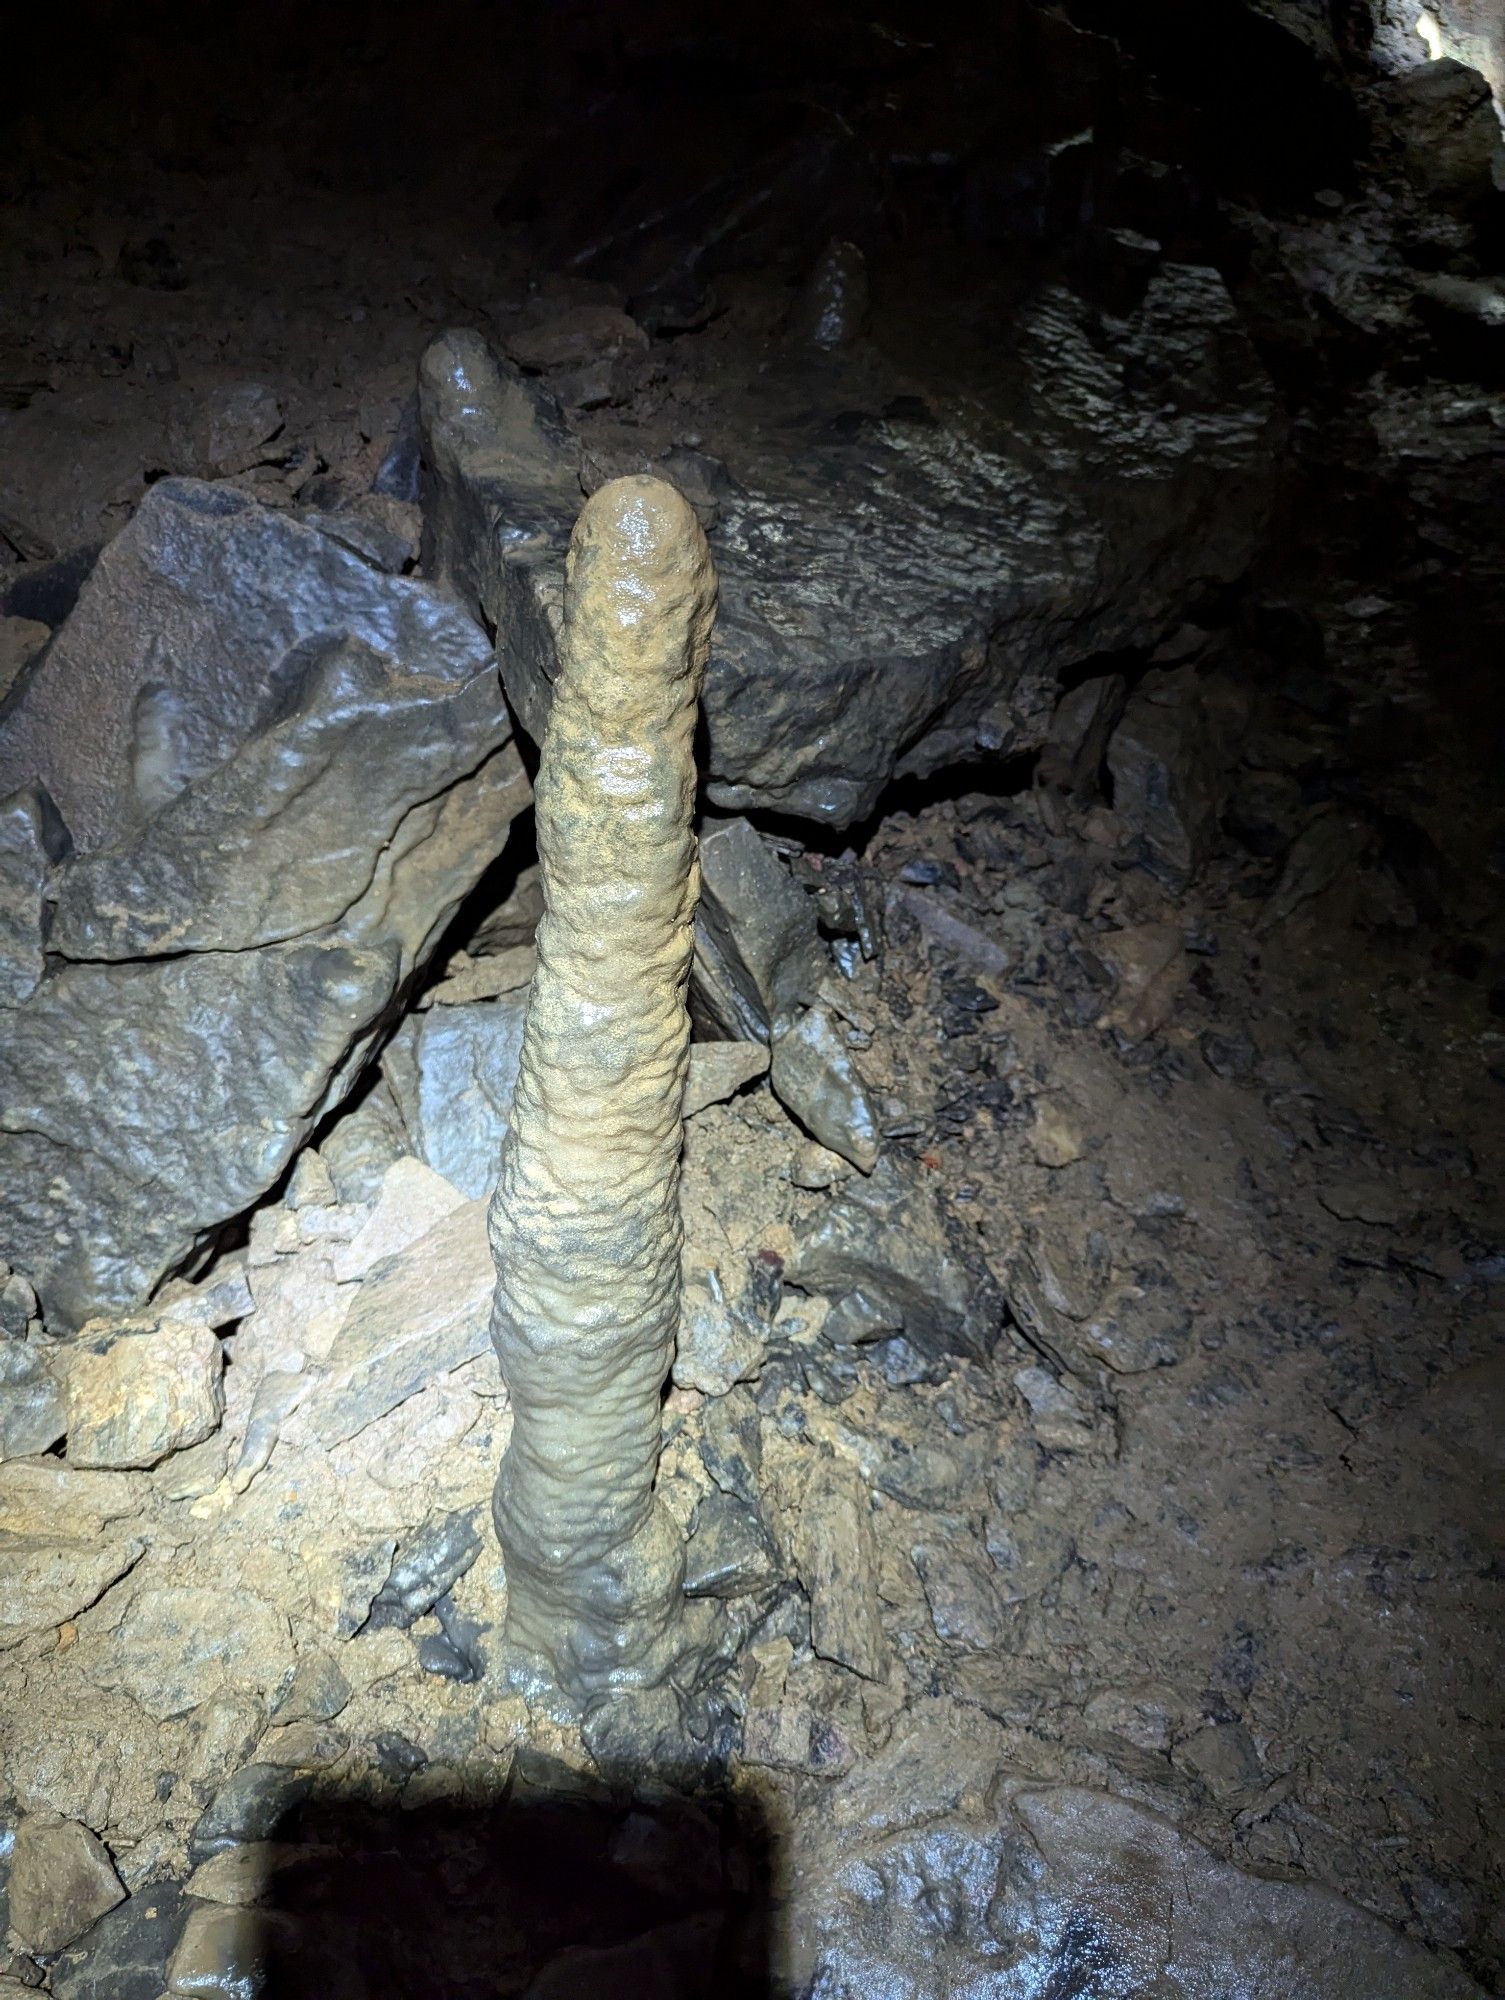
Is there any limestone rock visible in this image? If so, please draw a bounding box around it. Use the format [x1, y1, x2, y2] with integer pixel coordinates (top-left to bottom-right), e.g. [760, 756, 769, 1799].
[306, 1197, 493, 1446]
[692, 819, 827, 1040]
[672, 1276, 764, 1398]
[682, 1039, 769, 1118]
[65, 1317, 223, 1469]
[184, 1841, 314, 1907]
[188, 1765, 311, 1862]
[165, 1899, 291, 1995]
[769, 1006, 880, 1172]
[366, 1508, 483, 1629]
[794, 1454, 888, 1681]
[0, 1327, 66, 1460]
[0, 1534, 144, 1648]
[912, 1538, 1008, 1649]
[1013, 1365, 1101, 1454]
[684, 1491, 778, 1598]
[0, 783, 68, 1008]
[0, 477, 529, 1328]
[0, 1459, 144, 1536]
[8, 1816, 126, 1954]
[1090, 921, 1188, 1044]
[380, 993, 527, 1200]
[797, 1781, 1487, 1998]
[329, 1156, 467, 1283]
[423, 267, 1273, 827]
[789, 1156, 1002, 1363]
[83, 1584, 292, 1722]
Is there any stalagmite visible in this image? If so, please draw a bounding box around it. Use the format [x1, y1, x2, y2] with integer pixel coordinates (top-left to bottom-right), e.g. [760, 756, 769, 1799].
[487, 474, 717, 1701]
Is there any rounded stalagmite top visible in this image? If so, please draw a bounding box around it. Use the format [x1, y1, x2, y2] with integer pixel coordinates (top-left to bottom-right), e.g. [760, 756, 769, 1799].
[564, 476, 716, 682]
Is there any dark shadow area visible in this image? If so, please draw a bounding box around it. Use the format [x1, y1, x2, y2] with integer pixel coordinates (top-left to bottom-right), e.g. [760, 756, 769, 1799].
[258, 1767, 774, 1999]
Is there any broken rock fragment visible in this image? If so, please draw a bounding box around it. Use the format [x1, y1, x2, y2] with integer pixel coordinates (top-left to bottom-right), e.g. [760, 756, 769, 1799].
[795, 1454, 889, 1682]
[0, 1534, 145, 1649]
[789, 1156, 1002, 1363]
[0, 477, 529, 1328]
[769, 1005, 881, 1172]
[8, 1814, 126, 1955]
[692, 818, 827, 1041]
[65, 1315, 224, 1469]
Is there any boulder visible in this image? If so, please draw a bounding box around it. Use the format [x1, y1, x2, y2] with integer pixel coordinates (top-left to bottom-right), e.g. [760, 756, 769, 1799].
[0, 479, 529, 1327]
[421, 263, 1274, 827]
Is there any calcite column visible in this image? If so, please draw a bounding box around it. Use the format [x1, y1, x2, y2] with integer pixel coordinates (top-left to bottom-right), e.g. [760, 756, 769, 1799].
[488, 475, 716, 1701]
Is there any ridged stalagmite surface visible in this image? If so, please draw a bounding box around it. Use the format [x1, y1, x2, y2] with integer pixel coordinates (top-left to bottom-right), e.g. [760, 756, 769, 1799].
[488, 475, 717, 1700]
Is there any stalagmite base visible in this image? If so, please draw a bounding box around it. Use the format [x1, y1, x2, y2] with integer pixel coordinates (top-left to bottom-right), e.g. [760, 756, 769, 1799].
[487, 475, 717, 1703]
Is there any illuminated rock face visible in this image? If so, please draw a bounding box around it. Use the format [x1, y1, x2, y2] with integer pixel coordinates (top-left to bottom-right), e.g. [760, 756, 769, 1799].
[487, 475, 717, 1702]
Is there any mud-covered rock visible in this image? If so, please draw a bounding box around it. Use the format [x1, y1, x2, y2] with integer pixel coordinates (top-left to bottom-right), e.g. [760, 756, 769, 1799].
[83, 1585, 292, 1723]
[0, 1328, 66, 1460]
[0, 1534, 145, 1648]
[683, 1040, 770, 1117]
[0, 478, 529, 1329]
[699, 1387, 763, 1507]
[788, 1157, 1002, 1362]
[426, 267, 1273, 827]
[7, 1816, 125, 1954]
[794, 1454, 888, 1681]
[673, 1276, 765, 1398]
[684, 1491, 778, 1598]
[65, 1316, 223, 1469]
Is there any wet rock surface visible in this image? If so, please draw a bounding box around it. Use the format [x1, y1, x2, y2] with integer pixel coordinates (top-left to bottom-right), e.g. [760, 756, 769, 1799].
[0, 480, 529, 1328]
[425, 268, 1275, 827]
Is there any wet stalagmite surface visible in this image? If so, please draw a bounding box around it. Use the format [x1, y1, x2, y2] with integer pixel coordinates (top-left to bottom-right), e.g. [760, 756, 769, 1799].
[487, 475, 716, 1703]
[0, 3, 1502, 1995]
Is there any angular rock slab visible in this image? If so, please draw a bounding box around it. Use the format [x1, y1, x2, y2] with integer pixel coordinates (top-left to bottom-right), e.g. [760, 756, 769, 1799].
[381, 993, 527, 1201]
[7, 1815, 126, 1955]
[788, 1156, 1004, 1362]
[794, 1782, 1487, 1998]
[422, 266, 1274, 826]
[0, 479, 529, 1327]
[83, 1582, 293, 1722]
